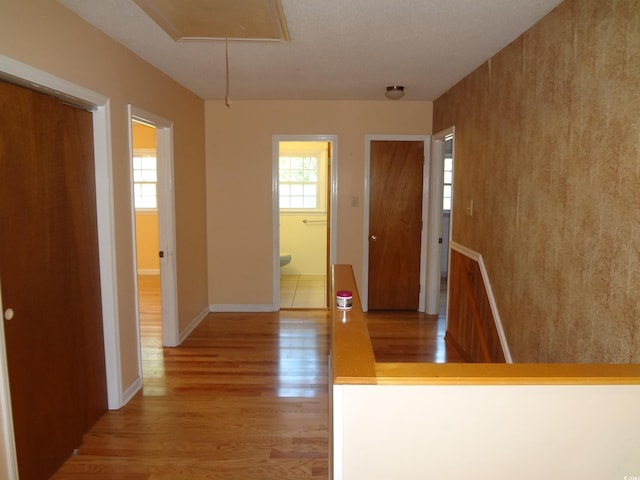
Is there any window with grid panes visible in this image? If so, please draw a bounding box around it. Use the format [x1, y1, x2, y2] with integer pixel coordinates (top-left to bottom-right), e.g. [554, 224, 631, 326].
[133, 151, 157, 210]
[442, 134, 454, 211]
[279, 155, 325, 212]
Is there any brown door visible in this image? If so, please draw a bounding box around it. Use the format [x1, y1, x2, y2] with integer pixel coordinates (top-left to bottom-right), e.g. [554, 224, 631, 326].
[0, 81, 107, 480]
[368, 140, 424, 310]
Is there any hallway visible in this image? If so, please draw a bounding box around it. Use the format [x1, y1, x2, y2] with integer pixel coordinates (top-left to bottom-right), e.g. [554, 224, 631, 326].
[52, 276, 457, 478]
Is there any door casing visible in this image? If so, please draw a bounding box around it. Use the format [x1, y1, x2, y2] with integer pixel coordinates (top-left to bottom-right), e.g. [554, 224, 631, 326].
[272, 134, 338, 310]
[426, 127, 456, 315]
[0, 54, 121, 479]
[128, 106, 179, 352]
[363, 134, 431, 312]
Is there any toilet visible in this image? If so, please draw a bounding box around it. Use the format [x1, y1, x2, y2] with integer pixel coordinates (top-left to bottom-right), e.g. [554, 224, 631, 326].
[280, 253, 292, 267]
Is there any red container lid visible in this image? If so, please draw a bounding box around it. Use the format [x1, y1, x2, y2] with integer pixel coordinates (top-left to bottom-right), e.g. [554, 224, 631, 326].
[336, 290, 352, 297]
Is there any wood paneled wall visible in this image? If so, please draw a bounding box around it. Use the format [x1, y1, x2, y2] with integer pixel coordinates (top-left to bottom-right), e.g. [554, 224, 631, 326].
[446, 249, 506, 363]
[433, 0, 640, 363]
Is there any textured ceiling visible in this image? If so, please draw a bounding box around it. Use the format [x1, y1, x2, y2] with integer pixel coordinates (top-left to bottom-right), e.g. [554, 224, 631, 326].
[57, 0, 563, 101]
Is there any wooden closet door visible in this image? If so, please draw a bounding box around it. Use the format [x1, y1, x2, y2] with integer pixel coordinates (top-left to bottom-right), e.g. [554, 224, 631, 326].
[0, 80, 107, 480]
[368, 140, 424, 310]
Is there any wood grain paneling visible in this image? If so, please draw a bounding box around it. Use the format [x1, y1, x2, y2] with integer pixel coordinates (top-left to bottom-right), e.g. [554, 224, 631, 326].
[446, 249, 506, 363]
[434, 0, 640, 363]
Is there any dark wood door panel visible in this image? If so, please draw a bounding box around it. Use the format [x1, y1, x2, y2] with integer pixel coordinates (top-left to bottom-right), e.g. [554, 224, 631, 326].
[368, 140, 423, 310]
[0, 80, 106, 480]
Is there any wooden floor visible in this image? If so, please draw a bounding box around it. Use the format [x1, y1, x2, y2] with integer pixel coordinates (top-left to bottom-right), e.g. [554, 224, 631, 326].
[52, 275, 458, 479]
[366, 311, 464, 363]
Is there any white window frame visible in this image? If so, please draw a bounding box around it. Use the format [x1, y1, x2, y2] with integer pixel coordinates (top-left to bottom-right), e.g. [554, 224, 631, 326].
[278, 151, 327, 213]
[132, 148, 157, 211]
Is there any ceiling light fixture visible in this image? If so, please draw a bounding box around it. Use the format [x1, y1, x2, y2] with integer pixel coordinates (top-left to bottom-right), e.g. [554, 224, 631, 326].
[385, 85, 405, 100]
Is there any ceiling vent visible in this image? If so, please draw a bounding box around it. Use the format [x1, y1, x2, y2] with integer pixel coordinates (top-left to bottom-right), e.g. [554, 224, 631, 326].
[133, 0, 290, 42]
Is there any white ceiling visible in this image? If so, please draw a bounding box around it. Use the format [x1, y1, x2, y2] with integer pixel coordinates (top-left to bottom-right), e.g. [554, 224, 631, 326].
[57, 0, 563, 101]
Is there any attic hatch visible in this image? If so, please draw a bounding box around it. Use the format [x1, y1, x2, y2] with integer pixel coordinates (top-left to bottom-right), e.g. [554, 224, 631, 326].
[133, 0, 290, 42]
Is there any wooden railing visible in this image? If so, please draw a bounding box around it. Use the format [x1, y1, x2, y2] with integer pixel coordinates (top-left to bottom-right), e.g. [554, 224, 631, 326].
[330, 264, 640, 384]
[330, 264, 640, 480]
[446, 247, 505, 363]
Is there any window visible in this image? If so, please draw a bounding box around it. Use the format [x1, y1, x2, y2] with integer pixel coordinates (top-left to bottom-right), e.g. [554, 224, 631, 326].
[133, 150, 157, 210]
[442, 135, 454, 211]
[279, 154, 325, 211]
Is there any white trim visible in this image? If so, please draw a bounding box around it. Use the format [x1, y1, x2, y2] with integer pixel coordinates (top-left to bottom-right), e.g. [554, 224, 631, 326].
[0, 278, 18, 480]
[272, 135, 338, 310]
[363, 134, 430, 312]
[0, 55, 123, 478]
[178, 307, 210, 344]
[92, 102, 123, 409]
[137, 269, 161, 275]
[450, 241, 513, 363]
[426, 127, 455, 315]
[0, 55, 123, 416]
[121, 376, 143, 406]
[128, 106, 180, 348]
[209, 304, 275, 313]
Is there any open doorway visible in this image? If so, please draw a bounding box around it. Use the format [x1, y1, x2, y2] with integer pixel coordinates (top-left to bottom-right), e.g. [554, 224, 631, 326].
[128, 106, 179, 399]
[273, 136, 337, 310]
[440, 132, 454, 316]
[130, 120, 163, 389]
[427, 127, 455, 317]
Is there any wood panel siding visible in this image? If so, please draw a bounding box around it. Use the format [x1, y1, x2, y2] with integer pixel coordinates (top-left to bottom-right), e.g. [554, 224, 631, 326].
[446, 249, 506, 363]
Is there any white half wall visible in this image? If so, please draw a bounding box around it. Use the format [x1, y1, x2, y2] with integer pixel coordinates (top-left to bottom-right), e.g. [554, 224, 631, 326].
[333, 383, 640, 480]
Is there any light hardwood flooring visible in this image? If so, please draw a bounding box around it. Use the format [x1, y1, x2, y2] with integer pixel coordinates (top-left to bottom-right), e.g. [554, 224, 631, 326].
[52, 274, 458, 479]
[366, 310, 463, 363]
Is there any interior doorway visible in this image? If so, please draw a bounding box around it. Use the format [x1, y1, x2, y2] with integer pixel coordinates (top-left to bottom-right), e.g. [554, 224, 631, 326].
[427, 127, 455, 317]
[363, 135, 430, 312]
[367, 140, 424, 310]
[0, 55, 122, 478]
[0, 79, 107, 480]
[128, 106, 179, 355]
[130, 120, 164, 389]
[272, 135, 338, 310]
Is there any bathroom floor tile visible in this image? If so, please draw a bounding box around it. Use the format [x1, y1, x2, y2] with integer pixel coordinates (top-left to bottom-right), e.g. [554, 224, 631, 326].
[279, 274, 326, 309]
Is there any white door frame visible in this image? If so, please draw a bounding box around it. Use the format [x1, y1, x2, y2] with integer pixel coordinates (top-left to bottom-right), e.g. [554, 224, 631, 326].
[272, 135, 338, 310]
[128, 106, 179, 352]
[425, 127, 455, 315]
[0, 54, 122, 479]
[363, 134, 431, 312]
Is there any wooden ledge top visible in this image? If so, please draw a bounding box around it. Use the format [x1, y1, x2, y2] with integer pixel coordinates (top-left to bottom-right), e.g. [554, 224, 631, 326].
[331, 265, 376, 384]
[375, 362, 640, 385]
[331, 264, 640, 387]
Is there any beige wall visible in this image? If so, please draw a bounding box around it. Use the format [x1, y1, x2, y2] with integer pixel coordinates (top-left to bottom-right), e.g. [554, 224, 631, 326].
[0, 0, 208, 391]
[279, 213, 326, 275]
[434, 0, 640, 362]
[132, 122, 160, 273]
[132, 121, 157, 149]
[135, 213, 160, 272]
[205, 100, 432, 306]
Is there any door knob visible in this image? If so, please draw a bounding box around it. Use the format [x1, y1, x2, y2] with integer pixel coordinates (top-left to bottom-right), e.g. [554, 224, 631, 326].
[370, 235, 377, 241]
[4, 308, 14, 321]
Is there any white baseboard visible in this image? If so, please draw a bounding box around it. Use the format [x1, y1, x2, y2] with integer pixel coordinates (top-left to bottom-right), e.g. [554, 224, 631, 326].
[121, 376, 142, 408]
[137, 268, 160, 275]
[209, 304, 276, 313]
